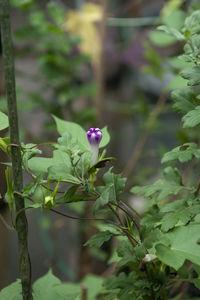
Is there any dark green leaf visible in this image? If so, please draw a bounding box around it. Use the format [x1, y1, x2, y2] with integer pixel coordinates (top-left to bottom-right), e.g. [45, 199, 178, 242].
[85, 230, 113, 248]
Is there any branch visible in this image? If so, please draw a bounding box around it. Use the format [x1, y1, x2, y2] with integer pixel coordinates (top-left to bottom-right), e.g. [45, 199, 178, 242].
[0, 1, 32, 299]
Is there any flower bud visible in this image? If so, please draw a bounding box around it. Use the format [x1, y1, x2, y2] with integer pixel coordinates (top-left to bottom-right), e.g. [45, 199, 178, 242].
[44, 195, 54, 209]
[87, 128, 102, 165]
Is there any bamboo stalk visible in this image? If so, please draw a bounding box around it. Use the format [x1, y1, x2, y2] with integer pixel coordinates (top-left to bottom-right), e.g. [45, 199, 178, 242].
[0, 1, 32, 299]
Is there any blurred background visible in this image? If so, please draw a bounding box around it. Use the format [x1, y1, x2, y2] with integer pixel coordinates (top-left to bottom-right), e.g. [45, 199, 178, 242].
[0, 0, 195, 289]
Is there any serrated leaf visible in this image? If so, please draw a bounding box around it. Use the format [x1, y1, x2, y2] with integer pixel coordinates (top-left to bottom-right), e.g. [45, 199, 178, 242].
[103, 168, 126, 197]
[155, 224, 200, 270]
[184, 10, 200, 35]
[131, 178, 183, 201]
[182, 106, 200, 128]
[172, 89, 196, 114]
[162, 143, 200, 163]
[181, 66, 200, 86]
[93, 184, 115, 213]
[85, 230, 113, 248]
[161, 213, 180, 232]
[0, 111, 9, 131]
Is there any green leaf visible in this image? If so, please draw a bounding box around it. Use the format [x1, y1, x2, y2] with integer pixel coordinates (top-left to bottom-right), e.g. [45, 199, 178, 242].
[22, 174, 43, 198]
[160, 213, 180, 232]
[158, 25, 185, 41]
[0, 111, 9, 131]
[89, 157, 116, 173]
[116, 240, 135, 267]
[181, 66, 200, 86]
[131, 171, 183, 201]
[53, 283, 80, 300]
[162, 143, 200, 163]
[0, 137, 10, 155]
[167, 74, 188, 90]
[155, 224, 200, 270]
[163, 9, 186, 30]
[28, 157, 54, 174]
[85, 230, 113, 248]
[81, 275, 103, 300]
[149, 30, 176, 47]
[76, 152, 91, 178]
[172, 89, 196, 114]
[53, 115, 110, 150]
[103, 168, 126, 198]
[33, 270, 61, 300]
[48, 164, 81, 184]
[58, 185, 79, 203]
[53, 115, 88, 151]
[33, 269, 79, 300]
[182, 106, 200, 128]
[93, 184, 115, 213]
[28, 149, 71, 175]
[0, 279, 22, 300]
[184, 10, 200, 35]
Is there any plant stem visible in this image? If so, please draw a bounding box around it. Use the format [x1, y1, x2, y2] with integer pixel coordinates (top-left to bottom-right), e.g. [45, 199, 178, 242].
[0, 1, 32, 299]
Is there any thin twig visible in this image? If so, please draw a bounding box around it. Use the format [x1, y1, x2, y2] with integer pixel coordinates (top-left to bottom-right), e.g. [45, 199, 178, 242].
[111, 201, 140, 232]
[123, 93, 167, 178]
[50, 207, 116, 225]
[107, 203, 137, 247]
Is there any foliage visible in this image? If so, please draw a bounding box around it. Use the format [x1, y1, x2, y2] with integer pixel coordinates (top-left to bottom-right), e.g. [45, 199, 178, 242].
[0, 270, 103, 300]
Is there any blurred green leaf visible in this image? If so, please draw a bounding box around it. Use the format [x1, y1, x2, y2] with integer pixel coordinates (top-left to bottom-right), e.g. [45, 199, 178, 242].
[182, 106, 200, 128]
[0, 111, 9, 131]
[0, 279, 22, 300]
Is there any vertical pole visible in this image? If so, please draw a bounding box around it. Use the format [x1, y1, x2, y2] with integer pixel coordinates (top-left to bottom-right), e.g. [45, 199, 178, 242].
[0, 1, 32, 299]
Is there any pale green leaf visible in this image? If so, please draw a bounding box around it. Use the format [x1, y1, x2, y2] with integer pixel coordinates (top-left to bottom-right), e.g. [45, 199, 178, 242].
[162, 143, 200, 163]
[172, 89, 196, 114]
[0, 111, 9, 131]
[182, 106, 200, 128]
[155, 224, 200, 270]
[0, 279, 22, 300]
[158, 25, 185, 41]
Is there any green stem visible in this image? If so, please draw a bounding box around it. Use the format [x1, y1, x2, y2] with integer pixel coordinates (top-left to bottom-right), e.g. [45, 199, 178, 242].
[0, 1, 32, 299]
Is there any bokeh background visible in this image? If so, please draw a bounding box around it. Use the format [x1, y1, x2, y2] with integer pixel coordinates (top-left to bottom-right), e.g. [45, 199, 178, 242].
[0, 0, 192, 289]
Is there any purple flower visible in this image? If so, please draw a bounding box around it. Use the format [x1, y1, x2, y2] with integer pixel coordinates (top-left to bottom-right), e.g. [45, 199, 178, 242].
[87, 128, 102, 164]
